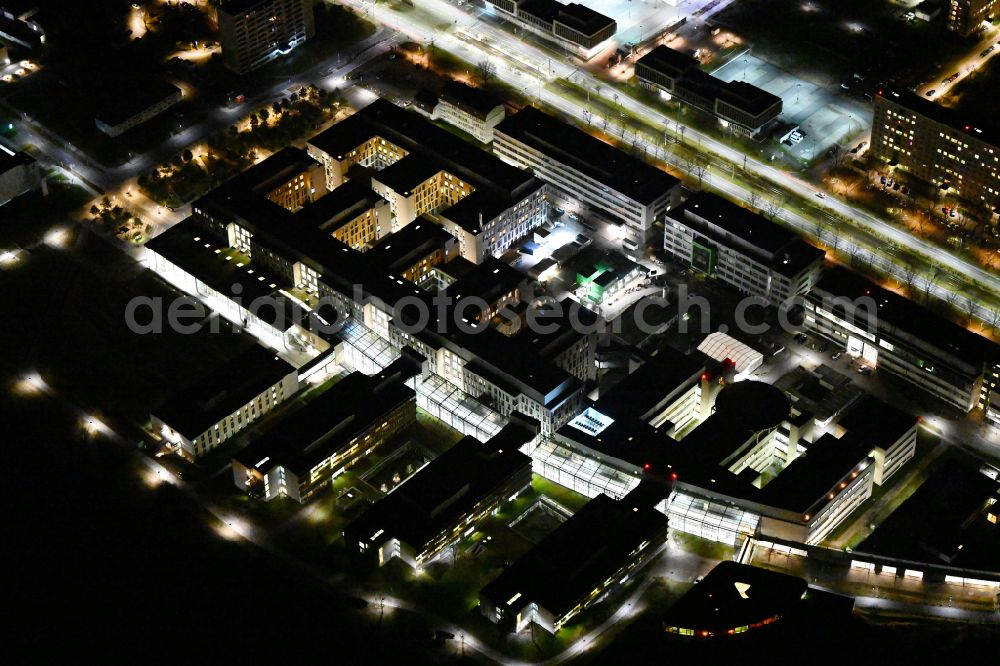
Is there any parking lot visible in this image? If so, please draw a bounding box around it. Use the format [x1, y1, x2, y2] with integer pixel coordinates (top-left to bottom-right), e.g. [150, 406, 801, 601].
[712, 52, 870, 158]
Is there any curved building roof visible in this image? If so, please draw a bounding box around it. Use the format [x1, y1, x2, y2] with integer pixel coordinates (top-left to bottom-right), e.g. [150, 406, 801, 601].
[697, 332, 764, 376]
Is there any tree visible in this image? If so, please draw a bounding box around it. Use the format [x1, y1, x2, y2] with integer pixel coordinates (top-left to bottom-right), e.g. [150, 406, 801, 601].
[845, 240, 862, 267]
[272, 101, 283, 115]
[259, 109, 269, 124]
[962, 295, 979, 324]
[901, 260, 918, 293]
[182, 149, 193, 162]
[89, 204, 99, 216]
[477, 59, 497, 86]
[923, 269, 940, 304]
[688, 154, 710, 186]
[763, 197, 783, 222]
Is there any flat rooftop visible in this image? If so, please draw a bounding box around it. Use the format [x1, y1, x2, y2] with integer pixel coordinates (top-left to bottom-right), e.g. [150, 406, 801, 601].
[555, 3, 616, 36]
[662, 561, 808, 634]
[775, 365, 863, 424]
[811, 265, 1000, 369]
[859, 459, 1000, 571]
[444, 256, 524, 304]
[836, 394, 916, 447]
[876, 83, 999, 149]
[367, 217, 456, 272]
[480, 493, 667, 619]
[593, 346, 707, 423]
[296, 178, 387, 232]
[438, 80, 503, 120]
[234, 358, 418, 477]
[153, 345, 293, 440]
[345, 423, 534, 552]
[669, 192, 824, 277]
[145, 219, 295, 330]
[636, 45, 698, 79]
[93, 76, 181, 128]
[0, 144, 35, 174]
[519, 296, 599, 362]
[495, 106, 680, 205]
[308, 98, 535, 196]
[758, 432, 873, 514]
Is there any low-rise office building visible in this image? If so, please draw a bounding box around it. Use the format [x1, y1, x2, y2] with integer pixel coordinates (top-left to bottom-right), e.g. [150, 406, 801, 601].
[494, 106, 682, 250]
[664, 192, 824, 306]
[663, 561, 808, 637]
[307, 99, 547, 262]
[479, 491, 668, 633]
[804, 265, 1000, 412]
[636, 46, 783, 137]
[431, 80, 506, 144]
[0, 4, 44, 50]
[859, 459, 1000, 570]
[568, 247, 645, 308]
[232, 355, 421, 502]
[217, 0, 315, 74]
[345, 417, 537, 569]
[0, 144, 40, 206]
[152, 345, 299, 460]
[485, 0, 616, 57]
[871, 84, 999, 216]
[94, 78, 183, 137]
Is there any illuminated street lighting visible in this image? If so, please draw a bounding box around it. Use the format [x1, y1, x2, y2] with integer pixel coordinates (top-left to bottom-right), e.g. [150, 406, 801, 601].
[44, 227, 72, 249]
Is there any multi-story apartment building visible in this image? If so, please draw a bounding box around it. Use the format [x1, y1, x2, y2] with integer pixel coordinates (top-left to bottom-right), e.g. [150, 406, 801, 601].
[947, 0, 996, 36]
[636, 46, 783, 137]
[485, 0, 616, 56]
[217, 0, 315, 74]
[493, 106, 682, 251]
[345, 418, 537, 569]
[871, 84, 999, 215]
[306, 99, 548, 262]
[663, 191, 825, 306]
[152, 345, 300, 460]
[431, 80, 506, 144]
[804, 265, 1000, 413]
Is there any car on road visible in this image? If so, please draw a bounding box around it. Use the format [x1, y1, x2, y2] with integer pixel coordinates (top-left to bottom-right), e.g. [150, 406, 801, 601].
[815, 191, 826, 199]
[925, 89, 936, 97]
[794, 333, 808, 344]
[832, 351, 843, 360]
